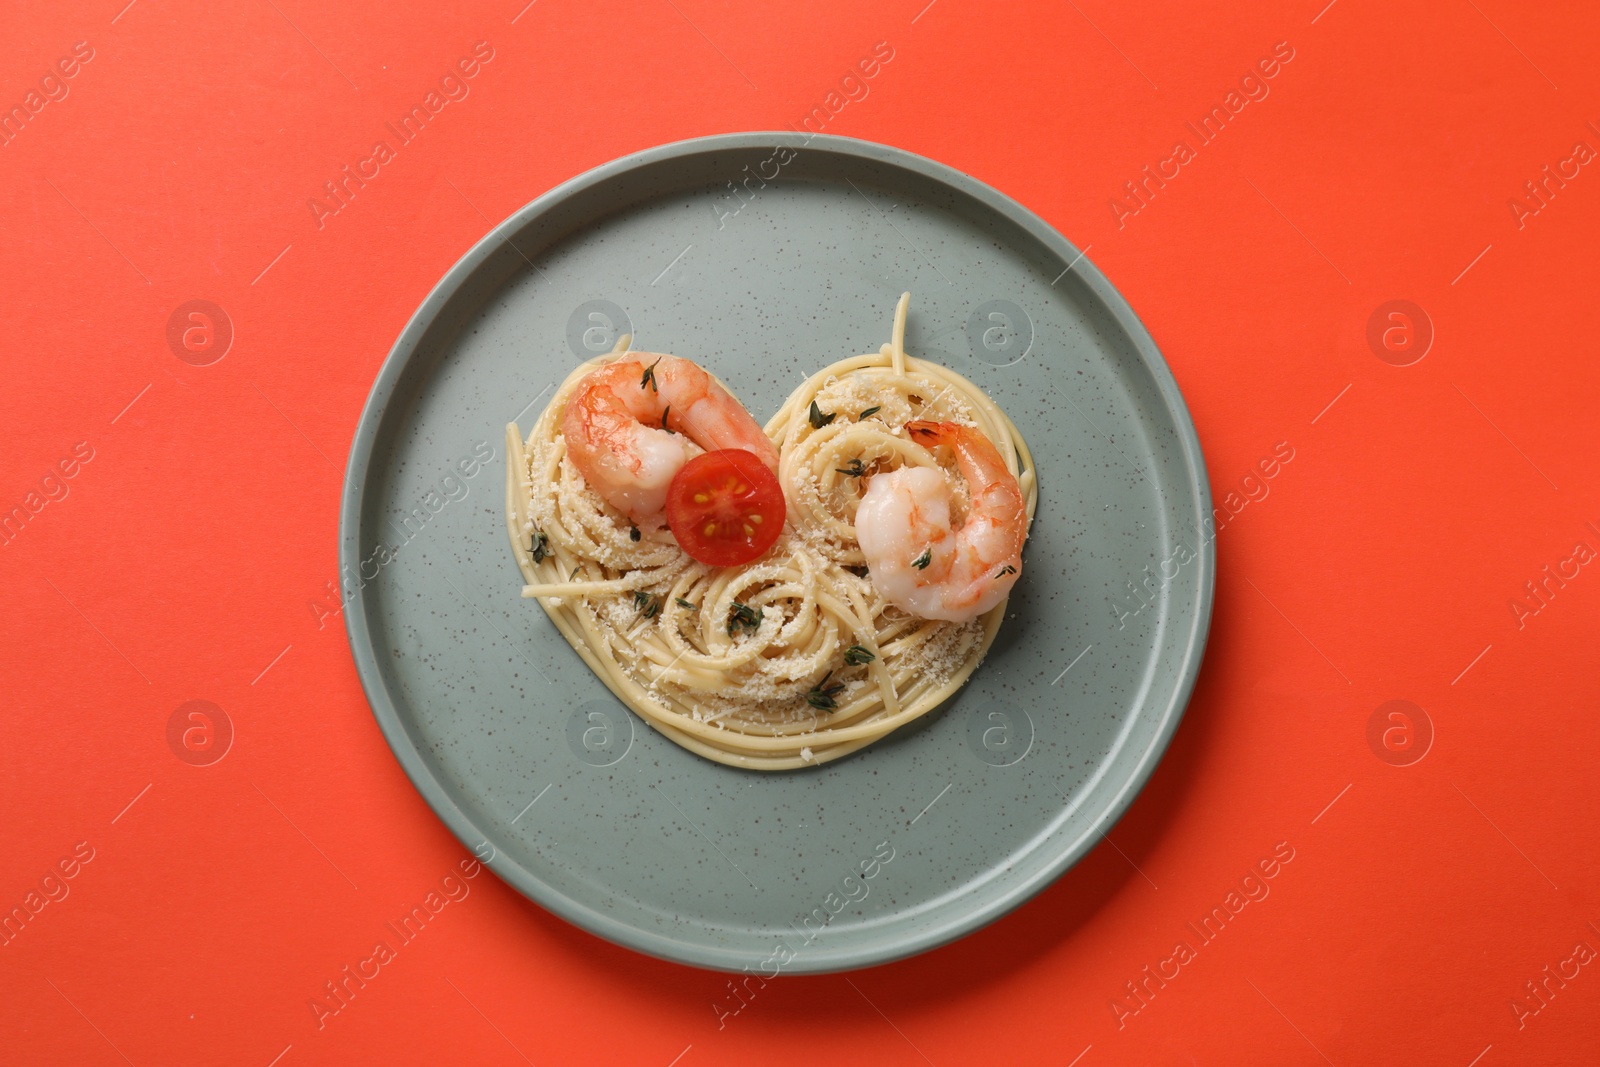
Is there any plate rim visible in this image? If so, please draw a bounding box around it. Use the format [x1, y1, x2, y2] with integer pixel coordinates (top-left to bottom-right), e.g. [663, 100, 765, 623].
[340, 131, 1215, 973]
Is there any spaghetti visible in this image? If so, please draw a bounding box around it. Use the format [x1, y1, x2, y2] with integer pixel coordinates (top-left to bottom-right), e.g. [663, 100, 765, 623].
[506, 294, 1037, 770]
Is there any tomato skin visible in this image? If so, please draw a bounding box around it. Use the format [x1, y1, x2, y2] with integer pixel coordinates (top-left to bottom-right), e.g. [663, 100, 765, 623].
[665, 450, 786, 566]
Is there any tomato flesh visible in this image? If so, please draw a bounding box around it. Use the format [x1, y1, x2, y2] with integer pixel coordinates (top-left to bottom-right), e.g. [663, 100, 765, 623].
[665, 450, 785, 566]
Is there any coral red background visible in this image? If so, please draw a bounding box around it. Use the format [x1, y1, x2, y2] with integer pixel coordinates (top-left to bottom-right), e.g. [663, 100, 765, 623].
[3, 1, 1597, 1063]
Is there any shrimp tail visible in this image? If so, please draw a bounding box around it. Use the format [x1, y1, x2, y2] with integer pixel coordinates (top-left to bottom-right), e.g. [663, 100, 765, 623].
[906, 421, 1015, 487]
[905, 420, 949, 445]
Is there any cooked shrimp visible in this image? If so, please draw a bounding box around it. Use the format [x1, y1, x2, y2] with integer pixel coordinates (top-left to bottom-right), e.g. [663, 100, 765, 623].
[854, 420, 1025, 622]
[561, 354, 779, 522]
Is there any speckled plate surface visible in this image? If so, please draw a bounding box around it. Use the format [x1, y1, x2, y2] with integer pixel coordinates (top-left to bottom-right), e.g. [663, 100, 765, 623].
[340, 133, 1213, 974]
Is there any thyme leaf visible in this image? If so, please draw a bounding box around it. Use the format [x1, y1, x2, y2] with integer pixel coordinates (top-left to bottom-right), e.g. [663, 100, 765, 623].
[639, 357, 661, 392]
[996, 564, 1017, 577]
[629, 525, 641, 542]
[529, 530, 549, 564]
[859, 405, 881, 419]
[632, 591, 661, 618]
[727, 601, 763, 637]
[661, 404, 673, 432]
[808, 400, 836, 430]
[835, 458, 867, 478]
[843, 644, 876, 666]
[675, 597, 698, 611]
[912, 548, 932, 570]
[805, 671, 846, 710]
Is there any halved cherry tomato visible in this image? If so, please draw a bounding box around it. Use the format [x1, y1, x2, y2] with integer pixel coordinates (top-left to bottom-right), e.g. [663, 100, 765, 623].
[665, 450, 785, 566]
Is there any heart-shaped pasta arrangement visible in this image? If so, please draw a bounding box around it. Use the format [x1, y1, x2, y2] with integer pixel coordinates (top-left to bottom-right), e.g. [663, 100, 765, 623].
[506, 295, 1037, 770]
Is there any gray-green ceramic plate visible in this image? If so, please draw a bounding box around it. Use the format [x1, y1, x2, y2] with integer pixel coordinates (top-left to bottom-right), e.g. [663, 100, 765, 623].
[341, 133, 1213, 974]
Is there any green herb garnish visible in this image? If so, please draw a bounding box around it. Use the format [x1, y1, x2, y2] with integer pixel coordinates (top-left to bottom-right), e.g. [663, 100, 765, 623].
[727, 601, 763, 637]
[633, 591, 661, 618]
[843, 644, 876, 666]
[661, 404, 672, 432]
[571, 566, 582, 580]
[996, 564, 1017, 577]
[806, 671, 846, 710]
[675, 597, 698, 611]
[529, 530, 549, 563]
[629, 525, 641, 542]
[808, 400, 836, 429]
[912, 548, 932, 570]
[640, 357, 661, 392]
[835, 458, 867, 478]
[859, 405, 881, 419]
